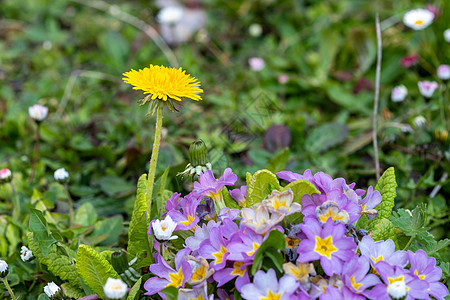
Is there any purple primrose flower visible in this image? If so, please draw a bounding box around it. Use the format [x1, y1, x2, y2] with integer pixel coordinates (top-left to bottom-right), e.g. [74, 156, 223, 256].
[241, 269, 298, 300]
[359, 236, 408, 267]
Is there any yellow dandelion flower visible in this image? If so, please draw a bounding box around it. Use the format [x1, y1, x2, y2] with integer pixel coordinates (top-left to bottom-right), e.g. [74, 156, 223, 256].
[122, 65, 203, 102]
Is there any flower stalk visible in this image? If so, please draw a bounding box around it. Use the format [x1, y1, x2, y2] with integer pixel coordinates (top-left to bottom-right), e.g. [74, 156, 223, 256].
[145, 104, 164, 216]
[2, 278, 17, 300]
[10, 182, 20, 223]
[30, 123, 41, 183]
[64, 184, 75, 226]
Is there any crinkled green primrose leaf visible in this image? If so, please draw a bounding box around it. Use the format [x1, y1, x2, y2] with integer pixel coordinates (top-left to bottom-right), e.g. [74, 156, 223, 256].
[374, 167, 397, 219]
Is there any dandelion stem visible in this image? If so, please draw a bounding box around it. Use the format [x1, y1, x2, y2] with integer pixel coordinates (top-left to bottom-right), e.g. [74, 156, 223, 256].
[2, 278, 17, 300]
[10, 182, 20, 223]
[146, 105, 164, 217]
[64, 184, 75, 226]
[373, 14, 382, 180]
[29, 122, 41, 184]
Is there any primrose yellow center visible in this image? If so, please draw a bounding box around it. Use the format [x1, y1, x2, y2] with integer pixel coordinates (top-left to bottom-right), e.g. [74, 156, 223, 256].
[414, 269, 425, 280]
[191, 295, 204, 300]
[273, 199, 287, 210]
[350, 276, 363, 290]
[414, 19, 424, 25]
[261, 290, 281, 300]
[212, 245, 228, 265]
[166, 267, 183, 288]
[208, 190, 222, 201]
[314, 236, 337, 259]
[388, 276, 404, 285]
[230, 261, 246, 277]
[247, 242, 260, 256]
[192, 265, 207, 281]
[371, 255, 384, 263]
[180, 215, 195, 226]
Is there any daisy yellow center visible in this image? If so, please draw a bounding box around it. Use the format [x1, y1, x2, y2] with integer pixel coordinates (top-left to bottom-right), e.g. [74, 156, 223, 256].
[166, 267, 183, 288]
[314, 236, 338, 259]
[212, 245, 228, 265]
[414, 19, 424, 25]
[261, 290, 281, 300]
[414, 269, 426, 280]
[231, 261, 246, 277]
[192, 265, 207, 281]
[371, 255, 384, 263]
[111, 284, 122, 290]
[350, 276, 363, 290]
[180, 215, 195, 226]
[122, 65, 203, 102]
[247, 242, 260, 256]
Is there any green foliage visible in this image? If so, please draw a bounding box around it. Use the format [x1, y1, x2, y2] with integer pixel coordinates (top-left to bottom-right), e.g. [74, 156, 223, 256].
[28, 209, 58, 256]
[74, 203, 97, 226]
[390, 203, 431, 246]
[127, 174, 151, 266]
[61, 282, 85, 299]
[281, 179, 319, 203]
[246, 169, 281, 207]
[127, 278, 142, 300]
[374, 167, 397, 219]
[251, 230, 286, 275]
[222, 186, 240, 209]
[265, 148, 290, 173]
[369, 218, 398, 247]
[305, 122, 349, 154]
[76, 244, 120, 299]
[161, 287, 179, 300]
[27, 232, 80, 288]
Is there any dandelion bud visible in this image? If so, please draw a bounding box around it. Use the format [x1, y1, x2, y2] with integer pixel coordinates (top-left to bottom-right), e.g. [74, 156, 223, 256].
[0, 168, 12, 184]
[0, 260, 8, 278]
[20, 246, 35, 262]
[44, 282, 64, 300]
[28, 104, 48, 122]
[54, 168, 69, 183]
[189, 140, 208, 167]
[103, 278, 128, 300]
[111, 251, 129, 275]
[435, 128, 448, 142]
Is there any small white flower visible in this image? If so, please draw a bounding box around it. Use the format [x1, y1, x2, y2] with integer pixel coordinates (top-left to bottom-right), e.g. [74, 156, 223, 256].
[391, 85, 408, 102]
[103, 277, 128, 299]
[413, 115, 426, 128]
[54, 168, 69, 182]
[418, 81, 439, 98]
[444, 29, 450, 43]
[28, 104, 48, 122]
[20, 246, 34, 262]
[388, 279, 407, 299]
[437, 64, 450, 80]
[44, 282, 61, 298]
[403, 9, 434, 30]
[249, 23, 262, 37]
[249, 57, 265, 71]
[157, 6, 183, 25]
[152, 215, 178, 242]
[0, 259, 8, 278]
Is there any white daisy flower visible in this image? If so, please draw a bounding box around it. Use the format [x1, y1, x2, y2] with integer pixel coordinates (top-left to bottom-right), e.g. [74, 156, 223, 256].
[403, 9, 434, 30]
[103, 277, 128, 299]
[151, 215, 178, 242]
[28, 104, 48, 122]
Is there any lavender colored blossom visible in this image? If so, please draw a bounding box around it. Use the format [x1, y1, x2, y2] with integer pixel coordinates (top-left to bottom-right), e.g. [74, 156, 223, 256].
[241, 269, 298, 300]
[263, 189, 302, 215]
[144, 249, 192, 296]
[359, 236, 408, 267]
[229, 185, 247, 207]
[193, 168, 237, 198]
[407, 249, 449, 300]
[227, 228, 264, 262]
[297, 219, 356, 276]
[368, 261, 428, 300]
[342, 256, 380, 295]
[213, 261, 251, 292]
[199, 226, 230, 270]
[185, 220, 219, 254]
[358, 186, 381, 220]
[321, 286, 365, 300]
[167, 194, 201, 231]
[240, 204, 284, 235]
